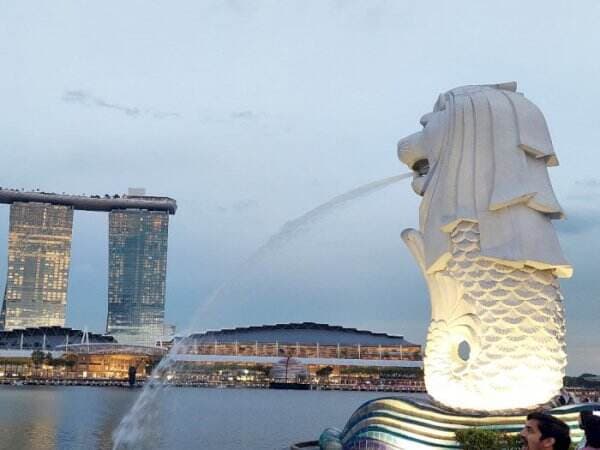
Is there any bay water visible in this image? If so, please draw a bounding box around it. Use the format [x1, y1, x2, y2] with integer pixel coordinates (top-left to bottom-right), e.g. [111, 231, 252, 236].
[0, 386, 424, 450]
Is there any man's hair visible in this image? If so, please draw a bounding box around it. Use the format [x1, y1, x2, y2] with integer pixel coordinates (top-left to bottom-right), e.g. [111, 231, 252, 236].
[526, 412, 571, 450]
[584, 415, 600, 447]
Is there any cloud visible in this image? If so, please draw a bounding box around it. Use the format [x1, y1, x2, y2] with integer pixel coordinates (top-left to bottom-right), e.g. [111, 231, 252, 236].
[567, 178, 600, 201]
[197, 109, 264, 124]
[575, 178, 600, 189]
[62, 90, 180, 119]
[151, 110, 181, 119]
[556, 209, 600, 235]
[224, 0, 259, 15]
[232, 199, 259, 212]
[213, 199, 259, 213]
[230, 110, 257, 120]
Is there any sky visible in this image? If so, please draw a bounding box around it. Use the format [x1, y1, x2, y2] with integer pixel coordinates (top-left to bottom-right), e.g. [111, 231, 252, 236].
[1, 0, 599, 375]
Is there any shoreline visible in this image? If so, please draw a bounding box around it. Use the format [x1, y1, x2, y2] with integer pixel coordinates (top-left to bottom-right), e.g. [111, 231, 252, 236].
[0, 378, 426, 393]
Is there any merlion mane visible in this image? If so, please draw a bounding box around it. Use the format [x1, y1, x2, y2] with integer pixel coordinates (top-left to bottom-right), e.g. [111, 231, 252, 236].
[398, 82, 572, 412]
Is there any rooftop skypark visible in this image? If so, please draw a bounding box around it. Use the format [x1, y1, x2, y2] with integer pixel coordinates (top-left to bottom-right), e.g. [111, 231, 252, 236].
[0, 187, 177, 214]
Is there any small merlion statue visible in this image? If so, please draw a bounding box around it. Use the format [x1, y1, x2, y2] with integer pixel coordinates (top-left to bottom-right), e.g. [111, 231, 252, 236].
[398, 82, 572, 412]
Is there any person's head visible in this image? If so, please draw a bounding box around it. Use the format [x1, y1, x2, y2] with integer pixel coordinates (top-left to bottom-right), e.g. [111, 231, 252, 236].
[520, 412, 571, 450]
[584, 415, 600, 447]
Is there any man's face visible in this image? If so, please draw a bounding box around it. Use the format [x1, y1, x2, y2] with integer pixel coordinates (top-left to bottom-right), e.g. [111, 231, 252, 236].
[520, 419, 554, 450]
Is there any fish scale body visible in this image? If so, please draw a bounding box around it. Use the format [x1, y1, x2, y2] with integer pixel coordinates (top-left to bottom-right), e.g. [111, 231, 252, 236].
[424, 221, 567, 412]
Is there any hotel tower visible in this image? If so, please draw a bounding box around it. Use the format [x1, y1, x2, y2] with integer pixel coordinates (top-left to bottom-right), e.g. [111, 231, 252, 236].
[0, 202, 74, 330]
[106, 208, 169, 345]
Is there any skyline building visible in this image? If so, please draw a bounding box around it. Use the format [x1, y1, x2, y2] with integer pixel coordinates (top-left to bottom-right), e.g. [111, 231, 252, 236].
[0, 202, 74, 330]
[106, 209, 170, 346]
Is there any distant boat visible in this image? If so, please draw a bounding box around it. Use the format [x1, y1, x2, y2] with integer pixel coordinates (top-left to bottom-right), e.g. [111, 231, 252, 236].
[269, 381, 310, 390]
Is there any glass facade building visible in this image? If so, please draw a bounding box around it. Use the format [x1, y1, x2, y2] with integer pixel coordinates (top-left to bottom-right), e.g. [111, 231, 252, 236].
[107, 210, 169, 346]
[0, 202, 74, 330]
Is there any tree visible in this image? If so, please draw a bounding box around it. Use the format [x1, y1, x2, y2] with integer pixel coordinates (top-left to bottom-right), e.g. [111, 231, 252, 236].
[63, 353, 77, 368]
[316, 366, 334, 378]
[31, 350, 45, 368]
[455, 428, 521, 450]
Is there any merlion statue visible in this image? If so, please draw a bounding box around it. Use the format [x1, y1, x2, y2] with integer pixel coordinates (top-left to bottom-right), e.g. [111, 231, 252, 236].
[314, 82, 584, 450]
[398, 82, 571, 412]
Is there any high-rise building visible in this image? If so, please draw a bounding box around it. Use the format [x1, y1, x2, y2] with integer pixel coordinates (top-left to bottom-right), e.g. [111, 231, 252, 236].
[0, 202, 74, 330]
[106, 209, 169, 346]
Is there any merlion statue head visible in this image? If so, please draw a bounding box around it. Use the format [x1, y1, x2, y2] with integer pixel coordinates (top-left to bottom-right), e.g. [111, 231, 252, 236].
[398, 82, 571, 278]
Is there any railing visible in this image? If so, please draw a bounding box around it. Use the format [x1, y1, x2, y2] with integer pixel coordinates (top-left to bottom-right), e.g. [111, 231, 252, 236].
[53, 343, 167, 356]
[174, 341, 421, 361]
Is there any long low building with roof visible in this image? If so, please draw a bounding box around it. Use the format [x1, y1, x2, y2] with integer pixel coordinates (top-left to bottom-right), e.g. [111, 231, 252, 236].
[0, 326, 115, 353]
[172, 322, 422, 367]
[188, 322, 419, 347]
[0, 323, 424, 388]
[0, 326, 165, 382]
[166, 322, 424, 390]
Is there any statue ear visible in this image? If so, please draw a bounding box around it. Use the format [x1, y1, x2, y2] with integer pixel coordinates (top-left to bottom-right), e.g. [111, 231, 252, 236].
[488, 81, 517, 92]
[487, 89, 563, 216]
[509, 92, 558, 166]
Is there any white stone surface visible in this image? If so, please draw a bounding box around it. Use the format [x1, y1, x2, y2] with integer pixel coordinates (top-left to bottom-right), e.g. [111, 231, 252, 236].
[398, 82, 571, 278]
[398, 82, 570, 412]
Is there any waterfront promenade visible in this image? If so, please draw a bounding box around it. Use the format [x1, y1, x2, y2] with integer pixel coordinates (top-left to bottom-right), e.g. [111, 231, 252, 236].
[0, 377, 426, 393]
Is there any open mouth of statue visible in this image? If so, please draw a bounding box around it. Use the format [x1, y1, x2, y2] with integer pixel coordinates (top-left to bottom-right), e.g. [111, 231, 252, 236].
[412, 159, 429, 177]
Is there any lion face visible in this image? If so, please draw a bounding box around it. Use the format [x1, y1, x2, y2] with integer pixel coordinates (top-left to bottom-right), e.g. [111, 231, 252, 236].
[397, 102, 447, 196]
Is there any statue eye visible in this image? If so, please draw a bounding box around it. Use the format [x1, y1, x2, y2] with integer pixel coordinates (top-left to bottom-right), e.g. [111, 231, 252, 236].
[412, 159, 429, 176]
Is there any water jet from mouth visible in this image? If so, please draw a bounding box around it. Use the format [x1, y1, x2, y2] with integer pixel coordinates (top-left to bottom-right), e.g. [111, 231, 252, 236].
[112, 172, 412, 449]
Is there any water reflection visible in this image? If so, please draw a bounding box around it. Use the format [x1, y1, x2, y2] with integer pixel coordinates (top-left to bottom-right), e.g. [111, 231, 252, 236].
[0, 385, 425, 450]
[0, 387, 58, 450]
[0, 386, 138, 450]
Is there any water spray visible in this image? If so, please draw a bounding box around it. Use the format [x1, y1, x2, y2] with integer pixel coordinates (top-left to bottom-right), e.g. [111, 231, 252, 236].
[112, 172, 412, 449]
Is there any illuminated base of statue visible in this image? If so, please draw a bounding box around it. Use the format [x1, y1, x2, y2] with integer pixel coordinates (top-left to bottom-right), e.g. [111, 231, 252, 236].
[317, 397, 596, 450]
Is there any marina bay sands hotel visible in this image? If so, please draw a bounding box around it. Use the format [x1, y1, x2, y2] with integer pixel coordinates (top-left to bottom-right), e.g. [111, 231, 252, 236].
[0, 188, 177, 346]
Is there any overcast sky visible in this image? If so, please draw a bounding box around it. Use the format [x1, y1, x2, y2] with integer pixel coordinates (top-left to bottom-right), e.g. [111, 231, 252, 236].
[1, 1, 599, 375]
